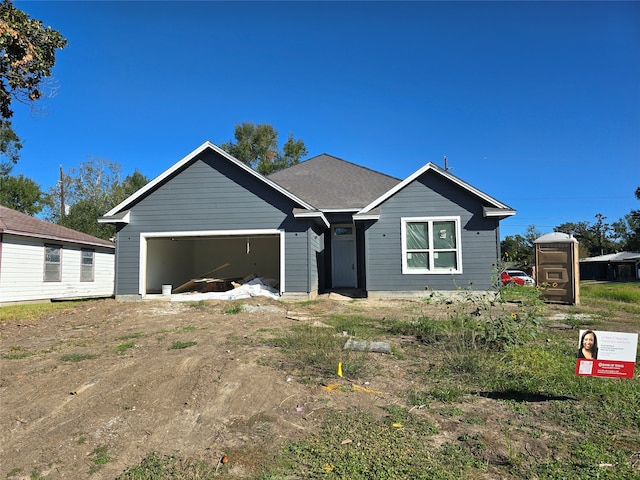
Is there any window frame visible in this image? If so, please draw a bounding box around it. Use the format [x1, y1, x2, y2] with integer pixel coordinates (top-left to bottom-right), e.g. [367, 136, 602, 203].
[44, 244, 62, 282]
[400, 216, 462, 274]
[80, 249, 95, 282]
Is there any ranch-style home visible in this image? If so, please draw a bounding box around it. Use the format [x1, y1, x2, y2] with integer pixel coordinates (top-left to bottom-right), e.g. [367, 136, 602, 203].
[99, 141, 515, 300]
[0, 205, 115, 305]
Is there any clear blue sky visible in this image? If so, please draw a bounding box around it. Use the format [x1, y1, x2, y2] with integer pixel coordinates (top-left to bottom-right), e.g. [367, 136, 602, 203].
[10, 1, 640, 239]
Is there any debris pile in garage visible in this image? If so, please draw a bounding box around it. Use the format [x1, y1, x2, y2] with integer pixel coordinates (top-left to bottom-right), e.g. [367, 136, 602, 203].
[171, 277, 279, 302]
[166, 262, 280, 301]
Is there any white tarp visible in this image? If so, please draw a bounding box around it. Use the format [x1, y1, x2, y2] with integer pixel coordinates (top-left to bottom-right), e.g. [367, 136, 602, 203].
[170, 277, 280, 302]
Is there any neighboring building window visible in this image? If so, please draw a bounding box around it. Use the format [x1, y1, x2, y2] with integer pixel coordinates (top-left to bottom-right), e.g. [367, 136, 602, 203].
[44, 245, 62, 281]
[81, 250, 95, 282]
[401, 217, 462, 274]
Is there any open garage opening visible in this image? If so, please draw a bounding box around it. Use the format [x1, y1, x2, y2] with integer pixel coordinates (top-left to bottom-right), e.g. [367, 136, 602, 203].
[143, 232, 282, 296]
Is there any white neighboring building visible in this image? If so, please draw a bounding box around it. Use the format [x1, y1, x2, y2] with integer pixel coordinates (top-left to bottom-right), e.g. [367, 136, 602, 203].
[0, 205, 115, 305]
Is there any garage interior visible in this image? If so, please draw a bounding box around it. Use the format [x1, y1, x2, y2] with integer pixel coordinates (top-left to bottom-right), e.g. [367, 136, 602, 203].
[144, 234, 281, 295]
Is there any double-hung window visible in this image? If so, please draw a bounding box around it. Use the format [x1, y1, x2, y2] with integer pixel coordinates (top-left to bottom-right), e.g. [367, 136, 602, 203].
[81, 250, 95, 282]
[44, 245, 62, 281]
[401, 217, 461, 274]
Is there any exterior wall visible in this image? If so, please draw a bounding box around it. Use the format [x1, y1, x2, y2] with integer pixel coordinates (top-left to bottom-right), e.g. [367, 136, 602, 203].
[0, 234, 114, 304]
[308, 226, 324, 294]
[365, 173, 500, 292]
[113, 150, 311, 297]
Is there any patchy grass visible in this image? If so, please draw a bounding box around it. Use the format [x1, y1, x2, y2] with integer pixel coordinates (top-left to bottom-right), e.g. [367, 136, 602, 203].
[115, 342, 136, 355]
[168, 341, 197, 350]
[266, 323, 374, 380]
[2, 346, 36, 360]
[116, 451, 225, 479]
[89, 445, 112, 474]
[0, 300, 89, 322]
[224, 302, 244, 315]
[581, 282, 640, 315]
[31, 283, 637, 480]
[59, 353, 97, 362]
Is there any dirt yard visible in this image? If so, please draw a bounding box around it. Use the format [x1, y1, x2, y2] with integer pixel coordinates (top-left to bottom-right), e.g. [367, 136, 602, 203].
[0, 294, 634, 479]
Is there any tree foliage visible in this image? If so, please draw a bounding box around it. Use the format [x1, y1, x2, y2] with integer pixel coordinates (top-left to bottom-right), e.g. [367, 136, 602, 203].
[500, 225, 540, 266]
[611, 186, 640, 252]
[44, 158, 148, 240]
[0, 119, 21, 163]
[220, 122, 308, 175]
[554, 214, 618, 257]
[0, 162, 44, 214]
[0, 0, 67, 162]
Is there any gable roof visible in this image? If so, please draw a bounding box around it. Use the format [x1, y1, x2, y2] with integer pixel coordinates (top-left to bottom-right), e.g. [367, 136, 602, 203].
[268, 154, 401, 210]
[580, 251, 640, 262]
[356, 162, 515, 219]
[101, 141, 317, 219]
[0, 205, 115, 248]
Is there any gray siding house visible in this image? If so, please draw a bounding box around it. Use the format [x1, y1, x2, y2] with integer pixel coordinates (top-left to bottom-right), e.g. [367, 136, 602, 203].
[99, 141, 514, 300]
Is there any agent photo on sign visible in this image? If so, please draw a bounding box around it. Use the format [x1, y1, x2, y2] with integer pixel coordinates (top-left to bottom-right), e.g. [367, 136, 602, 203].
[577, 330, 598, 359]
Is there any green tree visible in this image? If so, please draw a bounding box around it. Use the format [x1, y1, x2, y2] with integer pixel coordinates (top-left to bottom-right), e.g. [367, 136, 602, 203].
[500, 225, 540, 266]
[220, 122, 308, 175]
[0, 165, 44, 214]
[501, 234, 530, 264]
[45, 158, 148, 240]
[0, 119, 22, 164]
[555, 215, 618, 257]
[0, 0, 67, 162]
[612, 186, 640, 252]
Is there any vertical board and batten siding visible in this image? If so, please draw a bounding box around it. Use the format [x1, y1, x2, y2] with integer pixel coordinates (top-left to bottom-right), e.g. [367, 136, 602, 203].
[114, 150, 312, 296]
[0, 234, 114, 303]
[365, 173, 500, 292]
[307, 226, 324, 293]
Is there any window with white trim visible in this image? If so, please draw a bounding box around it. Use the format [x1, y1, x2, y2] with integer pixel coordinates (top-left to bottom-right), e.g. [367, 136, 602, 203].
[44, 245, 62, 281]
[81, 250, 95, 282]
[401, 217, 462, 274]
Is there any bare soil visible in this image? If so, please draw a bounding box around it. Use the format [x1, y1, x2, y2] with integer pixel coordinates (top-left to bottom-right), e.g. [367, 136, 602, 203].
[0, 295, 634, 479]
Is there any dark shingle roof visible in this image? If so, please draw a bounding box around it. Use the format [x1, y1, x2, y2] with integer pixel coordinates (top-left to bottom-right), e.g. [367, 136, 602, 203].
[268, 154, 401, 210]
[0, 205, 115, 248]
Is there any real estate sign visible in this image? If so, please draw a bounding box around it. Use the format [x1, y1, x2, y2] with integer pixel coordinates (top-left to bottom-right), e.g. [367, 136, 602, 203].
[575, 330, 638, 379]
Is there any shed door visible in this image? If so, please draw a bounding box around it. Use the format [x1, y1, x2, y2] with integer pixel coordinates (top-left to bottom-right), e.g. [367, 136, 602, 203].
[332, 225, 357, 288]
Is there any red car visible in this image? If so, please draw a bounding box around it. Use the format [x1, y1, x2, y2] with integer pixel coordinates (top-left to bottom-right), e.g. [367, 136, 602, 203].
[501, 271, 525, 286]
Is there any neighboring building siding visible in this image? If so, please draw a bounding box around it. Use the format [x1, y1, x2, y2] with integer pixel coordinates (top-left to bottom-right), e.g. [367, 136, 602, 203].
[114, 150, 308, 296]
[0, 234, 114, 303]
[365, 173, 500, 292]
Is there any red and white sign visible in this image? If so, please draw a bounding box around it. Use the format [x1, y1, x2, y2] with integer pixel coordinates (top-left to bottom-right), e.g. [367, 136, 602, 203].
[575, 330, 638, 379]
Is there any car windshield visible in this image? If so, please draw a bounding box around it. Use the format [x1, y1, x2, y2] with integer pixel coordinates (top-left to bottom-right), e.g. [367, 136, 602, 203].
[508, 271, 526, 277]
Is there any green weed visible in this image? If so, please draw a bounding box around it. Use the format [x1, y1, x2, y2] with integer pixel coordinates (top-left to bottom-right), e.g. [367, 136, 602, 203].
[267, 324, 372, 379]
[59, 353, 96, 362]
[168, 341, 197, 350]
[116, 342, 136, 355]
[224, 303, 244, 315]
[116, 452, 220, 479]
[2, 346, 35, 359]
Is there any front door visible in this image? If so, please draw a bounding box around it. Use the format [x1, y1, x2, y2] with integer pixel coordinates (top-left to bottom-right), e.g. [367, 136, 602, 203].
[332, 224, 357, 288]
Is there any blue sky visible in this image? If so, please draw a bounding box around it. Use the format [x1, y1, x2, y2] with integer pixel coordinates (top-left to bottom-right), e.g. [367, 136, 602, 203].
[9, 1, 640, 239]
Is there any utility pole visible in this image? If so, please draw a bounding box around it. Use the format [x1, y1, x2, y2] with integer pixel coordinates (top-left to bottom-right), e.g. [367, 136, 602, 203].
[60, 165, 65, 218]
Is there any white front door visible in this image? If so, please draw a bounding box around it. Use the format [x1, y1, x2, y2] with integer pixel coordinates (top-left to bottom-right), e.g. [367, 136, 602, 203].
[332, 225, 357, 288]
